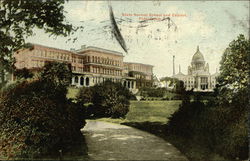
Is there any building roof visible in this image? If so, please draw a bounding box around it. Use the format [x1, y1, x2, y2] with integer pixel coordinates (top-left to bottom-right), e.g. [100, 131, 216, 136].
[21, 43, 124, 57]
[173, 72, 186, 78]
[192, 46, 205, 63]
[124, 62, 154, 67]
[77, 46, 124, 56]
[211, 71, 220, 77]
[27, 43, 73, 54]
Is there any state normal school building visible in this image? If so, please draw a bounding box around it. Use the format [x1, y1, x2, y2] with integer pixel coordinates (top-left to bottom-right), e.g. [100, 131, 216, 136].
[14, 44, 154, 93]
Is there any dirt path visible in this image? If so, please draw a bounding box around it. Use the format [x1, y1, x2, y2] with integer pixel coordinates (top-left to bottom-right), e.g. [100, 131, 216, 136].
[81, 120, 188, 160]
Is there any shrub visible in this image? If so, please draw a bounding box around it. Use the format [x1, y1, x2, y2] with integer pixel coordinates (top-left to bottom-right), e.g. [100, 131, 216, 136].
[77, 87, 93, 103]
[167, 88, 248, 160]
[77, 80, 132, 118]
[14, 68, 34, 79]
[139, 87, 166, 97]
[0, 62, 85, 158]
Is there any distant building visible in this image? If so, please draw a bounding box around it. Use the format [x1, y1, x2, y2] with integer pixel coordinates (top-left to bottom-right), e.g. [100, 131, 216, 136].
[172, 46, 219, 92]
[14, 43, 154, 93]
[152, 75, 161, 88]
[124, 62, 154, 88]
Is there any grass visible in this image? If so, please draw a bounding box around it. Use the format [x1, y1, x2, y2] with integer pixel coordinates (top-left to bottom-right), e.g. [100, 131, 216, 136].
[96, 100, 181, 124]
[67, 87, 79, 99]
[93, 100, 226, 161]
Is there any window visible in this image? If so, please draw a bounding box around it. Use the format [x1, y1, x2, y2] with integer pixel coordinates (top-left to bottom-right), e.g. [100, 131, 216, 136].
[86, 77, 89, 86]
[74, 77, 78, 83]
[80, 77, 84, 86]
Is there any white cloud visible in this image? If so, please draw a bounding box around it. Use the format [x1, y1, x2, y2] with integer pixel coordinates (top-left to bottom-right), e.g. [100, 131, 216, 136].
[65, 1, 109, 22]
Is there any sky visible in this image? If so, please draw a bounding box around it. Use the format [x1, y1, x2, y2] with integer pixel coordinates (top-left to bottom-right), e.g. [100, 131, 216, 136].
[26, 1, 249, 78]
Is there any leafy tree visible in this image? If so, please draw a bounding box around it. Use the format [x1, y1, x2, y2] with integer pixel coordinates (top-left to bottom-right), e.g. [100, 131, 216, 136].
[40, 61, 72, 87]
[78, 81, 133, 118]
[214, 34, 249, 159]
[218, 34, 249, 90]
[0, 0, 82, 85]
[160, 76, 185, 93]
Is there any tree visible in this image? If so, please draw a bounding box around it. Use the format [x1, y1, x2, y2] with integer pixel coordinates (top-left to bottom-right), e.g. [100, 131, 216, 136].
[78, 81, 133, 118]
[160, 76, 185, 93]
[214, 35, 249, 159]
[0, 0, 81, 85]
[218, 34, 249, 90]
[40, 61, 72, 87]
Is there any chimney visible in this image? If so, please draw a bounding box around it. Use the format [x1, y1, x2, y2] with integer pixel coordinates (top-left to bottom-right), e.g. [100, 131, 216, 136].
[173, 55, 175, 76]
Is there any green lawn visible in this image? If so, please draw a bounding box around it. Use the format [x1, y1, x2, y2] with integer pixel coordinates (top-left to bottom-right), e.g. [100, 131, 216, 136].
[67, 87, 79, 99]
[96, 100, 181, 124]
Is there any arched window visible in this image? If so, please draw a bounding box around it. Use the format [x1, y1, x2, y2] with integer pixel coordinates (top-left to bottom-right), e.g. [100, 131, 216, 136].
[86, 77, 90, 86]
[124, 81, 127, 87]
[75, 76, 78, 83]
[80, 77, 84, 86]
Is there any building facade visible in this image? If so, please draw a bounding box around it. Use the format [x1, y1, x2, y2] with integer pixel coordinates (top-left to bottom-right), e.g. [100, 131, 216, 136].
[14, 44, 154, 92]
[173, 46, 219, 92]
[124, 62, 154, 88]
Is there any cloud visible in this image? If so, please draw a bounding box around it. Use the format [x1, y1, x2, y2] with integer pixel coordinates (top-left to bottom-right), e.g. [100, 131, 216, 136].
[65, 1, 109, 22]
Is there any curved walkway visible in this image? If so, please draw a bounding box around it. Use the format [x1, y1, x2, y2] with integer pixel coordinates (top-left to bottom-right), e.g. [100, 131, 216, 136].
[81, 120, 188, 160]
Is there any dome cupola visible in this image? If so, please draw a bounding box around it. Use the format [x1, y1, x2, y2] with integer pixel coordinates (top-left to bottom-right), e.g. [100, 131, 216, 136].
[192, 46, 205, 63]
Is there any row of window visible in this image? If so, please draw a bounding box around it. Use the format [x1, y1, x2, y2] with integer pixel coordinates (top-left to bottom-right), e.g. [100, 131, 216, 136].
[130, 65, 152, 74]
[185, 84, 216, 89]
[72, 55, 122, 67]
[33, 50, 70, 61]
[91, 67, 122, 76]
[183, 77, 216, 84]
[74, 77, 90, 86]
[73, 76, 135, 88]
[71, 66, 122, 76]
[32, 60, 44, 68]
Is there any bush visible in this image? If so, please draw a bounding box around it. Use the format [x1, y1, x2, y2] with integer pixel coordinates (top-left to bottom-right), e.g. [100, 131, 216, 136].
[171, 94, 182, 100]
[0, 62, 85, 158]
[139, 87, 166, 97]
[167, 89, 248, 160]
[14, 68, 34, 79]
[77, 80, 132, 118]
[77, 87, 93, 103]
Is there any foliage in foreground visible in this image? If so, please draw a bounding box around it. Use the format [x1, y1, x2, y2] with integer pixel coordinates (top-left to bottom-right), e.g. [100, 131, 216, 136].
[77, 80, 133, 118]
[0, 62, 85, 158]
[167, 34, 249, 160]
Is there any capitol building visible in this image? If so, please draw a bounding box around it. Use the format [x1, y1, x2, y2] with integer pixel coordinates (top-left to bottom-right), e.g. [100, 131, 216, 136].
[173, 46, 219, 92]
